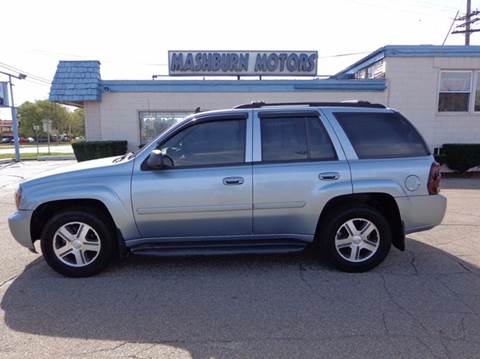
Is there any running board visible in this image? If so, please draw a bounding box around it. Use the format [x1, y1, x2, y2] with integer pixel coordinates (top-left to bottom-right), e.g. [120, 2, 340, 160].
[129, 240, 307, 257]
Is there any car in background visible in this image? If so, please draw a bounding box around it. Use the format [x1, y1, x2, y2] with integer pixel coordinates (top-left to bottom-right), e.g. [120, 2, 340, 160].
[59, 135, 71, 142]
[36, 135, 57, 143]
[1, 136, 13, 144]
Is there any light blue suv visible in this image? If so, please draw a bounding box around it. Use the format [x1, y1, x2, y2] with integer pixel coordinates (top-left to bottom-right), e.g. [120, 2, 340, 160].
[9, 101, 447, 277]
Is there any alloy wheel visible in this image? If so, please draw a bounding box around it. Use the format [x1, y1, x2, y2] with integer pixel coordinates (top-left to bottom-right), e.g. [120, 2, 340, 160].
[334, 218, 380, 263]
[52, 222, 101, 267]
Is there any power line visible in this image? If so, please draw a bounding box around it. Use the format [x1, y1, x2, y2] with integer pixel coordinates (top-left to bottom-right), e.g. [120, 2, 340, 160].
[318, 51, 371, 59]
[0, 61, 51, 84]
[443, 10, 460, 45]
[24, 78, 51, 87]
[450, 0, 480, 44]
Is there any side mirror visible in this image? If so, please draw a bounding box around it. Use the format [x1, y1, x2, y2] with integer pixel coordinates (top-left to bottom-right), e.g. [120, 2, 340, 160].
[146, 149, 165, 170]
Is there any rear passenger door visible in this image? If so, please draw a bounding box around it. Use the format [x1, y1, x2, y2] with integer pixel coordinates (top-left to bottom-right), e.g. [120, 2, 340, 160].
[252, 110, 352, 239]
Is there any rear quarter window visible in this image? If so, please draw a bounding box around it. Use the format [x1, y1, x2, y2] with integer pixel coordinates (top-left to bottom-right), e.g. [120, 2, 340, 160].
[334, 112, 429, 159]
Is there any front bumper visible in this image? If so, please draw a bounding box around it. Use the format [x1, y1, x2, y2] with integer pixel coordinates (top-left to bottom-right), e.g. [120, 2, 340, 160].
[8, 210, 34, 250]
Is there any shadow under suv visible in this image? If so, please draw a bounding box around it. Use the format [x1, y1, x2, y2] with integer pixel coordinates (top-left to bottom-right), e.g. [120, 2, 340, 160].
[9, 101, 447, 277]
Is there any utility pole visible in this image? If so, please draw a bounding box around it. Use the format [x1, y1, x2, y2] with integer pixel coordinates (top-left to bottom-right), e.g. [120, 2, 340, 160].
[451, 1, 480, 44]
[0, 70, 26, 162]
[466, 0, 471, 45]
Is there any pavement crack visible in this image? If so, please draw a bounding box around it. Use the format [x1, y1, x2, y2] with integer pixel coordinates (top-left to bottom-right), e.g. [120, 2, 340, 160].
[298, 263, 315, 292]
[72, 341, 128, 356]
[126, 344, 157, 359]
[382, 312, 390, 335]
[435, 276, 480, 316]
[456, 260, 480, 277]
[0, 274, 19, 289]
[380, 274, 440, 339]
[439, 338, 451, 359]
[407, 250, 419, 275]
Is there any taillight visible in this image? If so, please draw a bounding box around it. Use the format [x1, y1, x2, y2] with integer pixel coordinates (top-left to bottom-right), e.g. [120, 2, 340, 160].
[427, 162, 441, 195]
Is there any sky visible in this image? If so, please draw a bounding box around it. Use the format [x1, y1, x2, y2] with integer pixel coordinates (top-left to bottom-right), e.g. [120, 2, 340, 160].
[0, 0, 476, 119]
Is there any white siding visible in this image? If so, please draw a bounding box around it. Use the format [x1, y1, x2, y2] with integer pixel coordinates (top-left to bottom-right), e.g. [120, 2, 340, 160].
[84, 101, 102, 140]
[97, 91, 386, 151]
[84, 55, 480, 151]
[385, 56, 480, 149]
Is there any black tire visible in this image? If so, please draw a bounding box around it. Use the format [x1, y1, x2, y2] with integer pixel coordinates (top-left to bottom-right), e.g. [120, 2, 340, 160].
[40, 209, 115, 277]
[318, 204, 392, 272]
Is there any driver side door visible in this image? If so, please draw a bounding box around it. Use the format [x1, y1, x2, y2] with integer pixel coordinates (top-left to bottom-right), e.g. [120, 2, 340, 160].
[131, 113, 253, 239]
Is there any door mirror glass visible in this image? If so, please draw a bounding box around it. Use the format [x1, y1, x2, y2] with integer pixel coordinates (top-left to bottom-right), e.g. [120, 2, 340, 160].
[146, 149, 165, 169]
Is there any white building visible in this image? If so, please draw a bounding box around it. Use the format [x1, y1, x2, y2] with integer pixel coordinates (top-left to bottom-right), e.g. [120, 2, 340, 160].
[49, 45, 480, 152]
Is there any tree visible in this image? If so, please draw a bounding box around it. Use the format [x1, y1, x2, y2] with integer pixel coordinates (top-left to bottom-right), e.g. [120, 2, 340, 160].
[17, 100, 84, 138]
[68, 108, 85, 138]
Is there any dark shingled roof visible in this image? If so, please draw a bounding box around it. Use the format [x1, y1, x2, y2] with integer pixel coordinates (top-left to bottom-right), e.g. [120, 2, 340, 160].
[49, 61, 101, 104]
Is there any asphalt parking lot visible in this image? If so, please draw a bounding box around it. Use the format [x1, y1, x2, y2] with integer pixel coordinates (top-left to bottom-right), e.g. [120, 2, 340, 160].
[1, 161, 480, 358]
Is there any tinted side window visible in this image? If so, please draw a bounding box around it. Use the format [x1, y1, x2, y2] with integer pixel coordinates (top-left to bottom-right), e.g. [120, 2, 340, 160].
[159, 119, 245, 167]
[334, 112, 429, 159]
[261, 117, 307, 161]
[260, 116, 337, 162]
[307, 118, 337, 160]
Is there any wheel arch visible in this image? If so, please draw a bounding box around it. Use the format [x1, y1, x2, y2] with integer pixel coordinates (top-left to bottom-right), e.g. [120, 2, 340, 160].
[31, 199, 117, 242]
[316, 193, 405, 251]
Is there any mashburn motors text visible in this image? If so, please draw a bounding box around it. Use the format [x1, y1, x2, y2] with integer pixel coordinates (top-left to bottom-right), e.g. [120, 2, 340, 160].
[168, 51, 318, 76]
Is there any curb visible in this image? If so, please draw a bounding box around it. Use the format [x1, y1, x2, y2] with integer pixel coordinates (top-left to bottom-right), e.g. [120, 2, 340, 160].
[37, 156, 76, 161]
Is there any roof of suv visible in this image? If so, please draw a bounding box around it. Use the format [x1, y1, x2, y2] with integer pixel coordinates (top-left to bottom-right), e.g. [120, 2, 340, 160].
[234, 101, 386, 109]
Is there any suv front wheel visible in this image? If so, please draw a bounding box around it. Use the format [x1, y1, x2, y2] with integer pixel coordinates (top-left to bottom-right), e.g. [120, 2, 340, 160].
[41, 209, 115, 277]
[320, 205, 392, 272]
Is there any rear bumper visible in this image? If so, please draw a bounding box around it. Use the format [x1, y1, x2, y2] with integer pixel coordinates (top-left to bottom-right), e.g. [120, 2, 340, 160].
[8, 210, 34, 250]
[397, 194, 447, 234]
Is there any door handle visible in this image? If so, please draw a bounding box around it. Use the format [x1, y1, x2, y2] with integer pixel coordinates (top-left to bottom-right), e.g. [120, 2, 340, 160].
[319, 172, 340, 181]
[223, 176, 244, 185]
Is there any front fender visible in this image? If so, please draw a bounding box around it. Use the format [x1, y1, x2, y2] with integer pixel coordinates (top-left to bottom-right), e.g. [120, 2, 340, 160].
[22, 180, 140, 240]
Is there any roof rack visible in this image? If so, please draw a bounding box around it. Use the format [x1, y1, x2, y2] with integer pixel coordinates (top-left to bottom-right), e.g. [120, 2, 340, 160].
[234, 100, 386, 109]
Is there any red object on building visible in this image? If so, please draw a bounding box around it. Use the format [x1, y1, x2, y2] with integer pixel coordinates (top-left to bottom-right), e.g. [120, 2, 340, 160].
[0, 120, 13, 136]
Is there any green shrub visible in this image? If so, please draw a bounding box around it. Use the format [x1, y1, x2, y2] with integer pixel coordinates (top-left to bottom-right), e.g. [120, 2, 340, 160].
[434, 153, 446, 165]
[72, 141, 128, 162]
[443, 144, 480, 173]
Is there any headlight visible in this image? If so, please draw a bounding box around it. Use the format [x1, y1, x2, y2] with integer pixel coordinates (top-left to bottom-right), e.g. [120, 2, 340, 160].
[15, 187, 22, 209]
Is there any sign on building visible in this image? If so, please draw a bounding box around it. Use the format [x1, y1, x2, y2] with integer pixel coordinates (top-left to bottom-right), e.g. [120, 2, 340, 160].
[0, 82, 9, 107]
[168, 51, 318, 77]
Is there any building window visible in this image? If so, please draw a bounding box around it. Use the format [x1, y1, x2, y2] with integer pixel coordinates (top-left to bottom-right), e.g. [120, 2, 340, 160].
[475, 72, 480, 112]
[139, 111, 191, 145]
[354, 59, 385, 80]
[438, 71, 472, 112]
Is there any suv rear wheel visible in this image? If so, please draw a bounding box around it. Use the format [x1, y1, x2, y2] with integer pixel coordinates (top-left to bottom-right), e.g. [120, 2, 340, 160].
[40, 209, 115, 277]
[319, 205, 392, 272]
